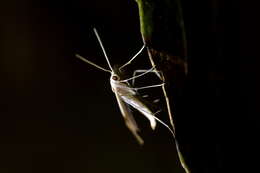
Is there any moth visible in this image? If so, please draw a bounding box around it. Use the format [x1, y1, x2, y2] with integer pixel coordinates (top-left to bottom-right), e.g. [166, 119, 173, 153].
[76, 28, 173, 144]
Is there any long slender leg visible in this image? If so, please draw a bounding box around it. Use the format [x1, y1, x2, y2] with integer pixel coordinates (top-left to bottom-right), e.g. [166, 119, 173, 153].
[119, 45, 146, 70]
[119, 66, 156, 82]
[132, 70, 147, 86]
[131, 83, 165, 90]
[132, 69, 163, 86]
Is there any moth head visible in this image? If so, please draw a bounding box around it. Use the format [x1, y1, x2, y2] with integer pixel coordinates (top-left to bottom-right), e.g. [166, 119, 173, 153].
[111, 74, 120, 81]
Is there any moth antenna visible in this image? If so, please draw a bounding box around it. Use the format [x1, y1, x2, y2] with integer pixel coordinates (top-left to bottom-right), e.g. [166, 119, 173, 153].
[93, 28, 114, 71]
[76, 54, 111, 73]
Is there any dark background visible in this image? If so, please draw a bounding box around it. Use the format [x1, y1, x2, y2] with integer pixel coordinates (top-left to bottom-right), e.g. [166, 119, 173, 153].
[0, 0, 184, 173]
[0, 0, 258, 173]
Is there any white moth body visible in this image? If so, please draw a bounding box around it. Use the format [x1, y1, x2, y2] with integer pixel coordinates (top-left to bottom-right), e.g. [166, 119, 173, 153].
[112, 84, 144, 144]
[110, 74, 157, 141]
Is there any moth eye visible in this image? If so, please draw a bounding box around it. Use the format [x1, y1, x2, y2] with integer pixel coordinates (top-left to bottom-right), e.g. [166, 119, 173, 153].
[112, 76, 119, 80]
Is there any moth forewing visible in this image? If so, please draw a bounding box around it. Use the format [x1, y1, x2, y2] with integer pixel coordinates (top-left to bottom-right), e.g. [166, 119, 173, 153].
[110, 77, 157, 131]
[114, 91, 144, 145]
[120, 94, 157, 130]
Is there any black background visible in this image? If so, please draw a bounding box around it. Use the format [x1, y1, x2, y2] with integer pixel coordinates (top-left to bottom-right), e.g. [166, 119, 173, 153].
[0, 0, 258, 173]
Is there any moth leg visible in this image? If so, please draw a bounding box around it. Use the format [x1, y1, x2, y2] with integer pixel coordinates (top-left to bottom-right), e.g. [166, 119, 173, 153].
[132, 69, 163, 86]
[119, 45, 146, 70]
[120, 67, 156, 83]
[131, 83, 165, 90]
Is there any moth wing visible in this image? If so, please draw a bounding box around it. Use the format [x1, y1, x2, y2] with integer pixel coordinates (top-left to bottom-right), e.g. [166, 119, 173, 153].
[120, 95, 157, 130]
[114, 92, 144, 145]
